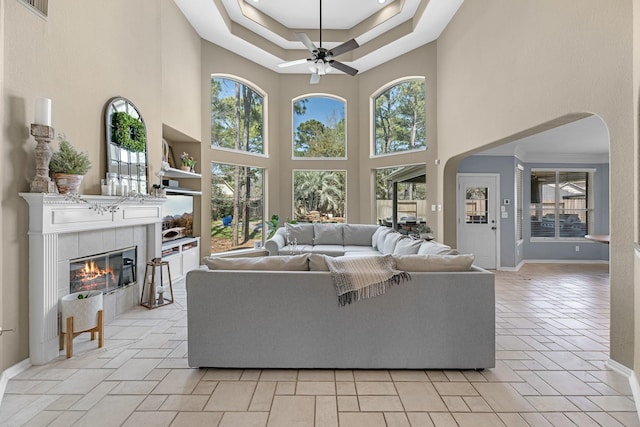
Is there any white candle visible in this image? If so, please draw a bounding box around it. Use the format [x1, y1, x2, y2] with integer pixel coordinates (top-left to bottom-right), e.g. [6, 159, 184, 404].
[34, 98, 51, 126]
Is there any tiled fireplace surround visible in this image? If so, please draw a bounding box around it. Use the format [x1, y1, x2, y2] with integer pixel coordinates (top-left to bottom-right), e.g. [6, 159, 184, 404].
[20, 193, 166, 366]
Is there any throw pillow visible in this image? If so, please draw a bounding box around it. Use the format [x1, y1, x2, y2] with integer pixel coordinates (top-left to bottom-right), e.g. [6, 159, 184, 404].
[393, 238, 423, 255]
[285, 223, 314, 245]
[375, 228, 393, 250]
[393, 254, 475, 271]
[382, 232, 405, 255]
[203, 254, 309, 271]
[313, 223, 343, 245]
[308, 254, 330, 271]
[343, 224, 379, 246]
[417, 241, 459, 255]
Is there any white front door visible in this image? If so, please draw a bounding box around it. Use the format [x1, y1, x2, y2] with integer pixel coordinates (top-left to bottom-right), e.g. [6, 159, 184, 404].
[457, 174, 499, 269]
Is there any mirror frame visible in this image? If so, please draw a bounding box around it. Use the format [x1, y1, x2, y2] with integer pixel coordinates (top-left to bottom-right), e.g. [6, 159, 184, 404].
[104, 96, 148, 194]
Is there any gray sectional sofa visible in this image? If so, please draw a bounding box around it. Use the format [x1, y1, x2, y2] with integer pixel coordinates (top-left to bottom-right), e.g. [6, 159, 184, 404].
[187, 253, 495, 370]
[265, 223, 456, 257]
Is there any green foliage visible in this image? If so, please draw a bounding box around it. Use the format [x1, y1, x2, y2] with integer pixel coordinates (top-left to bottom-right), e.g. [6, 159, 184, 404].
[49, 135, 92, 175]
[374, 79, 426, 155]
[111, 112, 146, 152]
[267, 214, 280, 238]
[211, 77, 264, 154]
[293, 170, 345, 219]
[293, 97, 346, 158]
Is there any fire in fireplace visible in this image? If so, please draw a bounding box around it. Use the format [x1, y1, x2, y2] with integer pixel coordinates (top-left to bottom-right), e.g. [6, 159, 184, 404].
[69, 247, 137, 294]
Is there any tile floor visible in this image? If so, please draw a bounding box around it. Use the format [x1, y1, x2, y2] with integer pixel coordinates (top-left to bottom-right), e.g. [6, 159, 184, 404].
[1, 263, 639, 426]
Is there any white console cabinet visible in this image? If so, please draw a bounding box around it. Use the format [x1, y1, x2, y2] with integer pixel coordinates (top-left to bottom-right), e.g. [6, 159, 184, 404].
[161, 237, 200, 283]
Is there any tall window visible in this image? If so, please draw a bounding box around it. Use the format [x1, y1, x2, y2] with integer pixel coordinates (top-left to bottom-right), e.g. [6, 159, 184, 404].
[211, 163, 264, 253]
[530, 170, 593, 239]
[373, 78, 426, 156]
[293, 96, 346, 158]
[375, 167, 426, 223]
[211, 77, 264, 154]
[293, 170, 346, 222]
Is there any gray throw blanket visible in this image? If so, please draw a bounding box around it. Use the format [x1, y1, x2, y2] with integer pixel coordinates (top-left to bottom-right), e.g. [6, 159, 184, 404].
[325, 255, 411, 306]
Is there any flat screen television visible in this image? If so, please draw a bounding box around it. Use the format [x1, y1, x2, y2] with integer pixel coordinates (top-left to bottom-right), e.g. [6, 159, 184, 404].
[161, 194, 194, 242]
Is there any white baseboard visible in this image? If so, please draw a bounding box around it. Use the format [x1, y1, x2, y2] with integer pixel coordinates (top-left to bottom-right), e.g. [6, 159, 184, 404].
[0, 358, 31, 407]
[605, 359, 640, 419]
[523, 259, 609, 264]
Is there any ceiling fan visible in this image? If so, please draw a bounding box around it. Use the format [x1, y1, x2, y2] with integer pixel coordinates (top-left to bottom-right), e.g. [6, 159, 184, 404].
[277, 0, 359, 84]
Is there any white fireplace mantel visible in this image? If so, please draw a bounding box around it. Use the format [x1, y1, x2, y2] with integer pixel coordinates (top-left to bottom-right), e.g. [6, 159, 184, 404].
[20, 193, 166, 365]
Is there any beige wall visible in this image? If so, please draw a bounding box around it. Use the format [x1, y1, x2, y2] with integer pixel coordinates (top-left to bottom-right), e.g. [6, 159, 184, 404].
[1, 0, 200, 370]
[437, 0, 634, 367]
[634, 0, 640, 377]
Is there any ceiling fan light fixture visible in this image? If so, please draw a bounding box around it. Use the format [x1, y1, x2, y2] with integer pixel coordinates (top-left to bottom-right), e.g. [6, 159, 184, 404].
[378, 0, 386, 4]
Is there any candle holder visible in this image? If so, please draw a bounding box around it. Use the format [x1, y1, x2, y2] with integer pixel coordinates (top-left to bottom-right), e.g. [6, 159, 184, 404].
[30, 124, 56, 193]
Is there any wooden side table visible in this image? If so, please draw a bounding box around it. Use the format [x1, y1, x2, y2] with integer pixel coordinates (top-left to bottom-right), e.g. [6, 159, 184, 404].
[141, 258, 174, 309]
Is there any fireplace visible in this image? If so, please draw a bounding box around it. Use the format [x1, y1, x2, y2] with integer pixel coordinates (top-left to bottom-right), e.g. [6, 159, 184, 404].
[69, 247, 137, 294]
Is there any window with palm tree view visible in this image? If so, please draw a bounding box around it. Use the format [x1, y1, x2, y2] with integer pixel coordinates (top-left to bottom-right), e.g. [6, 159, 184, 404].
[293, 96, 346, 158]
[211, 76, 264, 154]
[293, 170, 346, 223]
[211, 163, 264, 253]
[373, 78, 426, 156]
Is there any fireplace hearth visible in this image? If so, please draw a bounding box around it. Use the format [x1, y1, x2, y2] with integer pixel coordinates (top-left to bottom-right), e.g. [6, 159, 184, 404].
[70, 247, 137, 294]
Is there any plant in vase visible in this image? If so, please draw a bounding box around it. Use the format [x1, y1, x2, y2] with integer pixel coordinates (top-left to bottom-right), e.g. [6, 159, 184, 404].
[416, 223, 433, 240]
[49, 134, 92, 194]
[180, 152, 197, 173]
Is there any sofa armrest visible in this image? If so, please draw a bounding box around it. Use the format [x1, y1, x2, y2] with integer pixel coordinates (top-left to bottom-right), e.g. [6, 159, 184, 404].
[265, 230, 286, 255]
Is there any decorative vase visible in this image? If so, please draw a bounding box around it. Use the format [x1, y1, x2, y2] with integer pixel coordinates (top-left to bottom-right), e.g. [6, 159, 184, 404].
[53, 173, 83, 194]
[180, 165, 191, 172]
[60, 290, 103, 333]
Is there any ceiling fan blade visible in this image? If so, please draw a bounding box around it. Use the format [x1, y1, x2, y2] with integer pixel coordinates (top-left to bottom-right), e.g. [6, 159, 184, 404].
[278, 58, 309, 68]
[328, 39, 359, 57]
[329, 60, 358, 76]
[310, 72, 321, 84]
[296, 32, 317, 53]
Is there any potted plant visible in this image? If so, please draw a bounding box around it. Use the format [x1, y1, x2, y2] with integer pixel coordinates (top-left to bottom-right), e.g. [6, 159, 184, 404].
[180, 152, 197, 172]
[416, 223, 433, 240]
[49, 135, 92, 194]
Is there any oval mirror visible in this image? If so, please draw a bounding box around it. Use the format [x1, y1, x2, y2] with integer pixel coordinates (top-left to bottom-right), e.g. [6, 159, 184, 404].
[104, 97, 148, 194]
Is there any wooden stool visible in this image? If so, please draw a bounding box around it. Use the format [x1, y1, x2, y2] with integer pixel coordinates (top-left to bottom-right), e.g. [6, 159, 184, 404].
[141, 257, 174, 309]
[59, 310, 104, 359]
[59, 290, 104, 359]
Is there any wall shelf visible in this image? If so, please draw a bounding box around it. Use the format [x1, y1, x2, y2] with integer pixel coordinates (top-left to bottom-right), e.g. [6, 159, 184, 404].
[162, 166, 201, 179]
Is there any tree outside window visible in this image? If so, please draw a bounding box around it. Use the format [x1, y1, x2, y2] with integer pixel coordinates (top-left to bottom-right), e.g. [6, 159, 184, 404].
[293, 170, 346, 222]
[293, 96, 346, 158]
[211, 77, 264, 154]
[374, 79, 426, 156]
[211, 163, 264, 253]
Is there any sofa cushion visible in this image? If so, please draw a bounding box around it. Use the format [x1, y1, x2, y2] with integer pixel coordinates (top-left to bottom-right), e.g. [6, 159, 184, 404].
[313, 224, 343, 245]
[285, 223, 314, 245]
[418, 241, 458, 255]
[383, 233, 405, 255]
[308, 254, 329, 271]
[311, 245, 345, 257]
[279, 244, 314, 255]
[393, 238, 423, 255]
[375, 228, 393, 251]
[393, 254, 474, 272]
[203, 254, 310, 271]
[343, 224, 379, 246]
[344, 245, 380, 253]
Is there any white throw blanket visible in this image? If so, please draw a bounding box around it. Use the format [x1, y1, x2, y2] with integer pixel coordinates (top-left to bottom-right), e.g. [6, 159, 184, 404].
[325, 255, 411, 306]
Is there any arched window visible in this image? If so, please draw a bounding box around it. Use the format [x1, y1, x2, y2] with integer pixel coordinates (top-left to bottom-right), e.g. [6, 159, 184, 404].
[293, 95, 346, 158]
[211, 76, 264, 154]
[373, 78, 426, 156]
